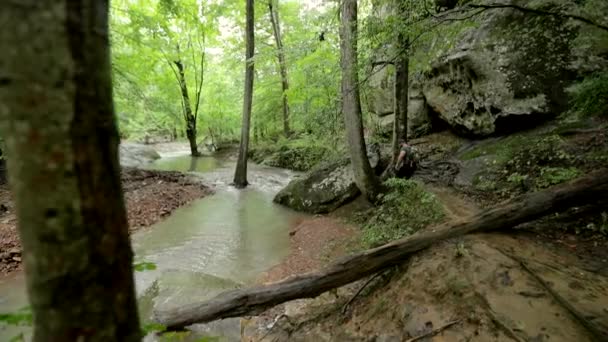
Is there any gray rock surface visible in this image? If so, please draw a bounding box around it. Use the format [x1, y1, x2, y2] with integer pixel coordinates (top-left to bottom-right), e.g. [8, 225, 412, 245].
[273, 159, 360, 214]
[119, 143, 161, 167]
[421, 1, 603, 136]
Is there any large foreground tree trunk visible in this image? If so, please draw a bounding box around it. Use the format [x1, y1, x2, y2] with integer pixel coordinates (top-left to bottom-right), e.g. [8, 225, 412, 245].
[174, 60, 200, 157]
[0, 1, 141, 340]
[340, 0, 381, 199]
[156, 169, 608, 330]
[269, 0, 291, 137]
[234, 0, 256, 188]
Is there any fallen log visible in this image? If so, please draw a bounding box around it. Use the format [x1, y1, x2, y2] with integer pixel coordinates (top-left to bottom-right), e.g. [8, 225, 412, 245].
[156, 169, 608, 330]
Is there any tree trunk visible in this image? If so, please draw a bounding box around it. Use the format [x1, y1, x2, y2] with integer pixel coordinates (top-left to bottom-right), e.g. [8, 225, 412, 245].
[234, 0, 255, 188]
[174, 60, 200, 157]
[398, 38, 409, 143]
[0, 1, 141, 340]
[155, 169, 608, 330]
[269, 0, 291, 137]
[340, 0, 381, 200]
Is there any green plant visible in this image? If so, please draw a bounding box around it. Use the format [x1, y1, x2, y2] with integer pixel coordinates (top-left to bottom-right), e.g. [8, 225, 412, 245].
[507, 172, 529, 186]
[361, 179, 444, 247]
[536, 167, 580, 188]
[133, 261, 157, 272]
[569, 71, 608, 117]
[0, 307, 32, 327]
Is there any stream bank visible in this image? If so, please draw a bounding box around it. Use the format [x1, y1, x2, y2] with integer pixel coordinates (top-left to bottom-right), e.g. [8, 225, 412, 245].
[0, 167, 211, 275]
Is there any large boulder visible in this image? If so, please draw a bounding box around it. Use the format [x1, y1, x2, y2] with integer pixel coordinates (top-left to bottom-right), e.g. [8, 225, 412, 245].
[274, 159, 360, 214]
[421, 0, 607, 136]
[119, 143, 161, 167]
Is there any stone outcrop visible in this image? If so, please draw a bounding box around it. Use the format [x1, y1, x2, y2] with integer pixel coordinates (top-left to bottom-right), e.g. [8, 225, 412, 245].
[273, 159, 360, 214]
[119, 143, 161, 167]
[367, 0, 608, 137]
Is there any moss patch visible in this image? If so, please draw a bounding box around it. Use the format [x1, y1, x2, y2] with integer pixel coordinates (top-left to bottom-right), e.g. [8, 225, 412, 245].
[358, 179, 445, 247]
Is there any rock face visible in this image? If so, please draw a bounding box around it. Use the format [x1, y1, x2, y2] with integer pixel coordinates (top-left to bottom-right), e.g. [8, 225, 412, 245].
[119, 143, 161, 167]
[423, 5, 577, 136]
[274, 159, 360, 214]
[367, 0, 608, 137]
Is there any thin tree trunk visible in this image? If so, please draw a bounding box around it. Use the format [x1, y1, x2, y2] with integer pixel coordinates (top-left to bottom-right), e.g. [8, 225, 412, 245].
[269, 0, 291, 137]
[174, 60, 200, 157]
[398, 38, 409, 143]
[0, 1, 140, 340]
[155, 169, 608, 330]
[340, 0, 381, 199]
[234, 0, 255, 188]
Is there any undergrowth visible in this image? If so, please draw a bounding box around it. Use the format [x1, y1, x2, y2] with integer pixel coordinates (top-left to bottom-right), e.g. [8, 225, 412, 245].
[358, 179, 444, 247]
[569, 71, 608, 117]
[249, 136, 342, 171]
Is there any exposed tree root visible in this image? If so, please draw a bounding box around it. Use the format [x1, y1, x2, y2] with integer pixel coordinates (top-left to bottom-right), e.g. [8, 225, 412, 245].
[404, 320, 461, 342]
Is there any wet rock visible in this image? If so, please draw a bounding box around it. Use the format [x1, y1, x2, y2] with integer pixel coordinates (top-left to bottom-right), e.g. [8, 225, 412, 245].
[119, 143, 161, 168]
[274, 159, 360, 214]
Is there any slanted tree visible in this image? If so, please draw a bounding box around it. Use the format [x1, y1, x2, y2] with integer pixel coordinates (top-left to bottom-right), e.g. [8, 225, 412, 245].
[173, 48, 202, 156]
[0, 0, 140, 340]
[268, 0, 291, 137]
[234, 0, 256, 188]
[340, 0, 381, 199]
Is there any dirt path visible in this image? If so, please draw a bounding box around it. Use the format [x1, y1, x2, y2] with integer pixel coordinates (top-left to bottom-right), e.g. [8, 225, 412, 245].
[0, 167, 211, 275]
[427, 185, 479, 222]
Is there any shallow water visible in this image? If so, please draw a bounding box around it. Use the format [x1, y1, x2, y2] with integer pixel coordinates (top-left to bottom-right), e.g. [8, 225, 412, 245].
[0, 153, 305, 341]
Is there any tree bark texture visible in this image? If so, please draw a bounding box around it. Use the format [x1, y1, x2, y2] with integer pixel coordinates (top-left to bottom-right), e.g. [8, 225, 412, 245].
[174, 60, 200, 157]
[0, 1, 141, 340]
[269, 0, 291, 137]
[340, 0, 381, 199]
[155, 169, 608, 330]
[234, 0, 255, 188]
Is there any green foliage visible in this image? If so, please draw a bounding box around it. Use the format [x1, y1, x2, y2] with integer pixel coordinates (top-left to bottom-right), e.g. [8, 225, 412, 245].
[249, 136, 342, 171]
[133, 261, 157, 272]
[569, 71, 608, 117]
[360, 179, 444, 247]
[142, 322, 166, 334]
[536, 167, 581, 188]
[0, 307, 32, 327]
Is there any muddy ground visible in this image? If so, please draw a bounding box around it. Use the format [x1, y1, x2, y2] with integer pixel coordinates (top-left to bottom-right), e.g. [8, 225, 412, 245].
[241, 124, 608, 341]
[243, 184, 608, 341]
[0, 167, 211, 275]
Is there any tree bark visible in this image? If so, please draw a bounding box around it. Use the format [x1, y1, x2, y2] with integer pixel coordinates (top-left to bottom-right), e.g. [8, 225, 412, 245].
[340, 0, 381, 200]
[155, 169, 608, 330]
[0, 1, 141, 340]
[397, 39, 409, 144]
[174, 60, 200, 157]
[269, 0, 291, 137]
[234, 0, 255, 188]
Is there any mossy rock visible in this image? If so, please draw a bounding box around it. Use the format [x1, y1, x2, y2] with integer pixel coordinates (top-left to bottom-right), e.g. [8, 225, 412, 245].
[273, 159, 360, 214]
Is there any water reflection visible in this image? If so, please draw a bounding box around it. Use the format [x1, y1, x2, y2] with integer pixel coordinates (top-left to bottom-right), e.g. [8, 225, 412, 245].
[0, 153, 305, 341]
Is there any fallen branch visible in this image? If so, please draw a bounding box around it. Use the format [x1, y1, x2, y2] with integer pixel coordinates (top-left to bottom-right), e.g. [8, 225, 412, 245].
[155, 169, 608, 330]
[404, 320, 461, 342]
[341, 270, 387, 315]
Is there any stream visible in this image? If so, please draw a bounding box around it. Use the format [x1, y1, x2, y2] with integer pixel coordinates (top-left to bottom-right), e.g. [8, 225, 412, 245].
[0, 150, 307, 341]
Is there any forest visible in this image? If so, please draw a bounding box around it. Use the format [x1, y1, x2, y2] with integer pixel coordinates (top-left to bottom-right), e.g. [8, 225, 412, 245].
[0, 0, 607, 341]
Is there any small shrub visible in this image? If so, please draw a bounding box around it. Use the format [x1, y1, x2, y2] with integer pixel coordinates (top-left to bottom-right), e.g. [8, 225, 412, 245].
[536, 167, 580, 188]
[361, 179, 444, 247]
[569, 71, 608, 117]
